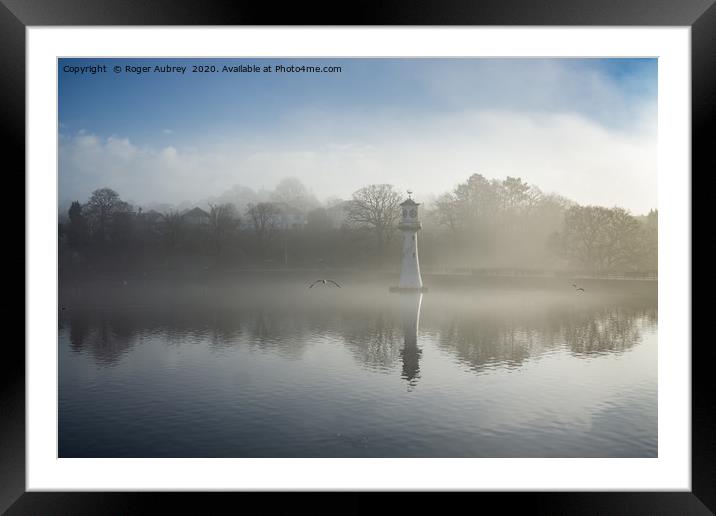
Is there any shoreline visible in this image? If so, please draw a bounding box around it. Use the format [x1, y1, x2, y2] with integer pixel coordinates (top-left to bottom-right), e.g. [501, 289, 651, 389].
[59, 266, 657, 282]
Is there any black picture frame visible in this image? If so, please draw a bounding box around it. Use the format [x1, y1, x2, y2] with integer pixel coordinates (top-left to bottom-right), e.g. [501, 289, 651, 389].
[4, 1, 711, 513]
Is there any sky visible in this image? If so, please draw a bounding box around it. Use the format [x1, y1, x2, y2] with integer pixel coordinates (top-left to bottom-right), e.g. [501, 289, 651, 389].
[58, 58, 657, 214]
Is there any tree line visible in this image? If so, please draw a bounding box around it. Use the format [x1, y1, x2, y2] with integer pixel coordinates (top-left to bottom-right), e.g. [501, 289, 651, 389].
[58, 174, 657, 276]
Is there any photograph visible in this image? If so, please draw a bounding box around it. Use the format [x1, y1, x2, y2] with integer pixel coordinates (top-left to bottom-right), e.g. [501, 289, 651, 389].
[56, 56, 659, 459]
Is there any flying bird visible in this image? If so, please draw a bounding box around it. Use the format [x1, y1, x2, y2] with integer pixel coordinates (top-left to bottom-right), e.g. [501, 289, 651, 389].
[309, 279, 341, 288]
[576, 287, 585, 293]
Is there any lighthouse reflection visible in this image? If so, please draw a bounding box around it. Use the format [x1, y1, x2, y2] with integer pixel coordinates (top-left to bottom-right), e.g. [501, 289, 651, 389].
[399, 292, 423, 389]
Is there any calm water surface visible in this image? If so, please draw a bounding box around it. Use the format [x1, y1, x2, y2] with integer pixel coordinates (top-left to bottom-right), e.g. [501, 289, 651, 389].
[58, 274, 657, 457]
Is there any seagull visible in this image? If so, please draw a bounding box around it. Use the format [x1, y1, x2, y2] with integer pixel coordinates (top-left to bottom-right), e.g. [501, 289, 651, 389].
[309, 279, 341, 288]
[571, 283, 585, 293]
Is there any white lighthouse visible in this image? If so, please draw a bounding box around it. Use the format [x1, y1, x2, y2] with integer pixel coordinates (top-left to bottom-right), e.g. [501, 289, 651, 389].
[392, 192, 426, 292]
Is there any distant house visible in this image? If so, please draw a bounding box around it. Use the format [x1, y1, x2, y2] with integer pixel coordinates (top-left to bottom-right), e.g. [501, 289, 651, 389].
[181, 207, 210, 226]
[140, 209, 165, 223]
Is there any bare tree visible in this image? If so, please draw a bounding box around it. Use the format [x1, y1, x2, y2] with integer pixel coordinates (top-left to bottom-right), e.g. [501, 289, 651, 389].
[346, 184, 401, 251]
[163, 210, 184, 252]
[208, 203, 239, 259]
[246, 202, 281, 257]
[433, 192, 461, 238]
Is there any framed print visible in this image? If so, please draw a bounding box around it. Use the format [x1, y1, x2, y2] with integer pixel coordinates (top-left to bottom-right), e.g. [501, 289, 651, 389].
[5, 0, 712, 513]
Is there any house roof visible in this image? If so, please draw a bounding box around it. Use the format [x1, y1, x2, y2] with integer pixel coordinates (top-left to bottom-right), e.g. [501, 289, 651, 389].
[182, 207, 210, 218]
[141, 209, 165, 221]
[400, 198, 419, 207]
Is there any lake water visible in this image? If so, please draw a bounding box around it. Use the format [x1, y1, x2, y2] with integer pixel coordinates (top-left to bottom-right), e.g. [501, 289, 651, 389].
[58, 273, 657, 457]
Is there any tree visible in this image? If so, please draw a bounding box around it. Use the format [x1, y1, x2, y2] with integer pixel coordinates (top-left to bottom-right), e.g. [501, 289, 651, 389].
[67, 201, 87, 251]
[641, 209, 658, 270]
[433, 192, 461, 237]
[207, 184, 261, 216]
[346, 184, 401, 251]
[246, 202, 281, 257]
[163, 210, 184, 253]
[85, 188, 131, 243]
[270, 177, 318, 212]
[552, 206, 611, 270]
[111, 210, 135, 249]
[499, 176, 532, 212]
[551, 205, 645, 271]
[601, 207, 643, 270]
[453, 173, 498, 223]
[208, 203, 239, 259]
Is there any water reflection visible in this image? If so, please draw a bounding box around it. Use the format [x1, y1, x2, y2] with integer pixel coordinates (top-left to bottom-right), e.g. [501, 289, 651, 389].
[60, 283, 656, 378]
[399, 292, 423, 389]
[340, 310, 401, 372]
[67, 310, 136, 366]
[432, 305, 656, 374]
[563, 308, 646, 356]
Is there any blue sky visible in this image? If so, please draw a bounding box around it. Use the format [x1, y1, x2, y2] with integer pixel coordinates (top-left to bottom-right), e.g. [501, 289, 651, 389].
[59, 58, 657, 213]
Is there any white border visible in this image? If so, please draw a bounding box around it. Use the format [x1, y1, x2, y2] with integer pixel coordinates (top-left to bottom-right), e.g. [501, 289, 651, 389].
[27, 27, 691, 491]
